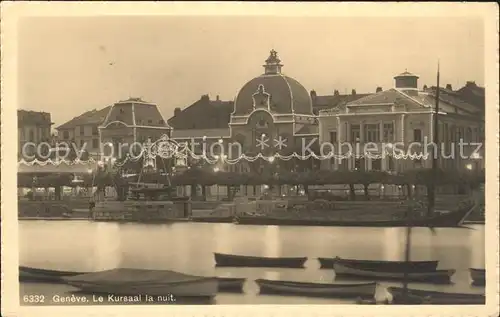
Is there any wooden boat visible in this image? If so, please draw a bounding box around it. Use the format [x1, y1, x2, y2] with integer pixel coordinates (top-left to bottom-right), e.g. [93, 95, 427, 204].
[190, 216, 234, 224]
[214, 253, 307, 268]
[255, 279, 377, 298]
[216, 277, 246, 292]
[388, 287, 485, 304]
[469, 268, 485, 285]
[333, 263, 455, 284]
[235, 203, 474, 228]
[62, 268, 217, 300]
[318, 257, 438, 272]
[19, 266, 87, 283]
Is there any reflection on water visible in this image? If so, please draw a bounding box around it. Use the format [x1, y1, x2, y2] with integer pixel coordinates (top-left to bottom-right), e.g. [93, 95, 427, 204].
[19, 221, 485, 304]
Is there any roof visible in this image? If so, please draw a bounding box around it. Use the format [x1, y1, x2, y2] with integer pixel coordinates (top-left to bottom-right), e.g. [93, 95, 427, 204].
[168, 95, 233, 130]
[101, 98, 171, 128]
[233, 74, 313, 116]
[394, 71, 419, 78]
[425, 87, 482, 115]
[311, 93, 370, 114]
[56, 106, 110, 130]
[18, 110, 52, 126]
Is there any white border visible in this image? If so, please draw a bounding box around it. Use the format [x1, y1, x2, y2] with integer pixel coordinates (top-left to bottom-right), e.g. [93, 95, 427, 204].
[1, 2, 498, 317]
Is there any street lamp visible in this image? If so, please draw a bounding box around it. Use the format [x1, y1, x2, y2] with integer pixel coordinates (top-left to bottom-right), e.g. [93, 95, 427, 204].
[466, 163, 473, 170]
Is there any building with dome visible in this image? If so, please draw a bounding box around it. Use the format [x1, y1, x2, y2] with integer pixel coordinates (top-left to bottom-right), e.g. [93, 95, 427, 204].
[169, 50, 370, 173]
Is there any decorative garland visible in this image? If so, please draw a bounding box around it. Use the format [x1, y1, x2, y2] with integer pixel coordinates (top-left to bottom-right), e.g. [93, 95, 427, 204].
[18, 134, 428, 168]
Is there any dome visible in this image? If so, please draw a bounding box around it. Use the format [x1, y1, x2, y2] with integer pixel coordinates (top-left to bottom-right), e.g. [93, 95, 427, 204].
[233, 50, 313, 116]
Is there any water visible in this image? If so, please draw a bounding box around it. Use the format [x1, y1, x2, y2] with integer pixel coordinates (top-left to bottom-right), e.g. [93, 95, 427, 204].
[19, 221, 485, 304]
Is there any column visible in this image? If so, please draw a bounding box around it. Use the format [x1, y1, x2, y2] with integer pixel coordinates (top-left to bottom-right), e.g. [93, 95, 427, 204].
[360, 121, 365, 143]
[400, 114, 406, 142]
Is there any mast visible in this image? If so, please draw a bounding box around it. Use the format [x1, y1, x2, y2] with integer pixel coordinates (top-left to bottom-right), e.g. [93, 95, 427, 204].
[428, 61, 440, 216]
[402, 202, 413, 301]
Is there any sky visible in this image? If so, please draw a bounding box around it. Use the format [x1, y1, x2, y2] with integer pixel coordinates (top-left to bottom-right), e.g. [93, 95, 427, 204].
[18, 16, 484, 127]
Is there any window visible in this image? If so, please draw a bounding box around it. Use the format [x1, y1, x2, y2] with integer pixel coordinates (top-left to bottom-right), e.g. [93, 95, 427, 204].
[387, 156, 395, 171]
[92, 139, 99, 149]
[338, 159, 348, 171]
[364, 124, 380, 142]
[28, 129, 34, 142]
[63, 130, 69, 139]
[383, 123, 394, 142]
[329, 131, 337, 143]
[354, 158, 365, 171]
[148, 119, 153, 124]
[92, 126, 99, 136]
[413, 158, 423, 168]
[79, 126, 85, 136]
[350, 124, 360, 142]
[413, 129, 422, 142]
[80, 140, 85, 148]
[466, 128, 472, 142]
[159, 119, 164, 125]
[371, 158, 382, 171]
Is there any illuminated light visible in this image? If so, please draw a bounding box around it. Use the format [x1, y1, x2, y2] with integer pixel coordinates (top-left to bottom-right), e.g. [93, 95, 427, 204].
[466, 164, 473, 170]
[263, 185, 269, 189]
[218, 138, 223, 144]
[213, 167, 220, 172]
[203, 136, 207, 140]
[471, 153, 481, 159]
[87, 169, 93, 174]
[268, 156, 275, 163]
[214, 155, 219, 159]
[380, 185, 385, 190]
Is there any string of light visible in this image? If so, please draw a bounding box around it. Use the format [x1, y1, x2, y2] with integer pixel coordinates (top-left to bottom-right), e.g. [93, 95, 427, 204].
[18, 134, 429, 168]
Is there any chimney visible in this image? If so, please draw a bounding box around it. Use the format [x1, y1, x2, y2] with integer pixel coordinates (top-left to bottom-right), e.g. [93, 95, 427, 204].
[445, 84, 452, 91]
[376, 87, 383, 93]
[351, 89, 356, 95]
[423, 84, 428, 90]
[334, 90, 339, 96]
[216, 95, 220, 101]
[201, 94, 210, 101]
[174, 107, 181, 116]
[310, 90, 317, 99]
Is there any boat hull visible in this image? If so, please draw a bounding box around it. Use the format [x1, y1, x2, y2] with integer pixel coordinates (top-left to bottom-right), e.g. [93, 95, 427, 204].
[333, 263, 454, 284]
[256, 279, 377, 298]
[214, 253, 307, 268]
[19, 266, 86, 283]
[388, 287, 485, 305]
[191, 217, 234, 224]
[235, 204, 473, 228]
[216, 277, 246, 292]
[318, 257, 438, 272]
[469, 268, 485, 285]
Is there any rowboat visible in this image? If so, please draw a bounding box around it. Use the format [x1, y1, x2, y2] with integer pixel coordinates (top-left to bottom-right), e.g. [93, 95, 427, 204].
[255, 279, 377, 298]
[214, 253, 307, 268]
[333, 263, 455, 284]
[234, 203, 474, 228]
[19, 266, 87, 283]
[318, 257, 438, 272]
[190, 216, 234, 224]
[388, 287, 485, 304]
[469, 268, 485, 285]
[63, 268, 217, 300]
[216, 277, 246, 292]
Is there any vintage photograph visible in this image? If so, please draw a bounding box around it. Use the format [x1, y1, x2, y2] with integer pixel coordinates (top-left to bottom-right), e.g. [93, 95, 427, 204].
[1, 2, 498, 315]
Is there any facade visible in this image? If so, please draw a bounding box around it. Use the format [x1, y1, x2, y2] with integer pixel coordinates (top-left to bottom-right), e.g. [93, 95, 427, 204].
[318, 72, 485, 173]
[18, 110, 53, 157]
[99, 98, 172, 159]
[56, 107, 111, 157]
[168, 50, 370, 173]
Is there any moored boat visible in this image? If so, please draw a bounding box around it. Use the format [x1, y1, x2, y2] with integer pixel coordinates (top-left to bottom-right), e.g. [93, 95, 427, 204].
[388, 287, 485, 304]
[214, 253, 307, 268]
[333, 263, 455, 284]
[191, 216, 235, 224]
[469, 268, 485, 285]
[255, 279, 377, 298]
[318, 257, 438, 272]
[62, 268, 217, 300]
[234, 203, 474, 228]
[216, 277, 246, 292]
[19, 266, 87, 283]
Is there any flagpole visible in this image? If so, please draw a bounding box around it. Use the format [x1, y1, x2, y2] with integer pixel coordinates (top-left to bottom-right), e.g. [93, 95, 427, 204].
[428, 61, 440, 217]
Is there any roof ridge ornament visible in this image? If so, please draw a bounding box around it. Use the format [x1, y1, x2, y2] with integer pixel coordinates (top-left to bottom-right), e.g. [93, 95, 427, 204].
[263, 49, 283, 75]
